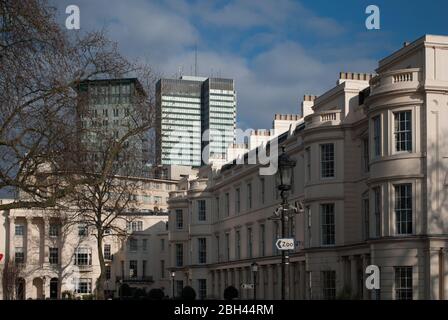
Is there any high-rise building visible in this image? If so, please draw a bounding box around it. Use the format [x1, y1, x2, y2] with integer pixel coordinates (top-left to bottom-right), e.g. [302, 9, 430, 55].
[77, 78, 149, 175]
[156, 76, 236, 167]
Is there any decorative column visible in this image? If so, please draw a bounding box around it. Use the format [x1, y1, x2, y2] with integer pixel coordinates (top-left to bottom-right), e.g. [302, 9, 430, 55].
[43, 217, 49, 266]
[26, 216, 33, 265]
[9, 215, 15, 260]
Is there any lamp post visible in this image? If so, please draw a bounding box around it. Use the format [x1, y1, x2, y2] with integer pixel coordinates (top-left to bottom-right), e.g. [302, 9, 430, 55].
[251, 262, 259, 300]
[275, 146, 296, 300]
[171, 271, 176, 299]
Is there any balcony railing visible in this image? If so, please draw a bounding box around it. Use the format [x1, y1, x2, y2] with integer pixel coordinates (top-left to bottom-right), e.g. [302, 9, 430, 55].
[369, 68, 421, 95]
[304, 110, 342, 129]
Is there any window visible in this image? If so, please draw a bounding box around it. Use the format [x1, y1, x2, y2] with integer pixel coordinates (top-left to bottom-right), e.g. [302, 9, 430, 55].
[75, 278, 92, 294]
[395, 184, 412, 235]
[225, 193, 230, 216]
[176, 244, 183, 267]
[142, 239, 148, 251]
[127, 221, 143, 232]
[159, 259, 165, 279]
[260, 178, 265, 204]
[75, 247, 92, 266]
[235, 188, 241, 213]
[321, 204, 335, 246]
[113, 108, 119, 117]
[154, 196, 162, 204]
[15, 224, 24, 236]
[394, 111, 412, 152]
[395, 267, 413, 300]
[306, 147, 311, 182]
[215, 235, 220, 262]
[176, 280, 183, 297]
[225, 233, 230, 261]
[105, 265, 111, 280]
[198, 238, 206, 264]
[129, 260, 138, 278]
[306, 206, 312, 247]
[320, 143, 335, 178]
[247, 227, 253, 258]
[235, 230, 241, 259]
[198, 200, 206, 221]
[129, 238, 138, 251]
[15, 247, 24, 264]
[198, 279, 207, 300]
[373, 187, 381, 237]
[215, 197, 220, 220]
[175, 209, 183, 229]
[104, 244, 111, 260]
[142, 260, 147, 277]
[322, 270, 336, 300]
[78, 224, 88, 237]
[362, 138, 370, 172]
[49, 224, 59, 237]
[259, 224, 265, 256]
[49, 248, 59, 265]
[160, 239, 165, 251]
[362, 198, 370, 240]
[247, 183, 252, 209]
[373, 115, 381, 157]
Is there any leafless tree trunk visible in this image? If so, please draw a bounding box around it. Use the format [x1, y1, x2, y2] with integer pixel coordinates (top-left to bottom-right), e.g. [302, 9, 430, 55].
[2, 260, 22, 300]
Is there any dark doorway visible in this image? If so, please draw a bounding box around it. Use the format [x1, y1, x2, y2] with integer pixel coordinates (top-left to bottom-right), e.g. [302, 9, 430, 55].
[50, 278, 58, 299]
[16, 278, 25, 300]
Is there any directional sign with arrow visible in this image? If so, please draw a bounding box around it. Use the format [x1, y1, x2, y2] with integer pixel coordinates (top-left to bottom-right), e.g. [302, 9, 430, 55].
[275, 238, 295, 250]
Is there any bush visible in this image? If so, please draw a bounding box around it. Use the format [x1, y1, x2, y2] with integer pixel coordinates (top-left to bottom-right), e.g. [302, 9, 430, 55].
[148, 288, 164, 300]
[223, 286, 239, 300]
[181, 286, 196, 301]
[61, 290, 74, 300]
[119, 283, 132, 297]
[133, 288, 146, 299]
[82, 294, 95, 300]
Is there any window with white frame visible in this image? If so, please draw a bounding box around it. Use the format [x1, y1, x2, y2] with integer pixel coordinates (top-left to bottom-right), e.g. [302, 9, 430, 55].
[49, 247, 59, 265]
[259, 224, 265, 256]
[129, 238, 138, 251]
[198, 200, 206, 221]
[394, 111, 412, 152]
[142, 239, 148, 251]
[129, 260, 138, 278]
[127, 220, 143, 232]
[198, 238, 206, 264]
[362, 197, 370, 240]
[395, 266, 413, 300]
[247, 183, 252, 209]
[373, 115, 381, 157]
[322, 270, 336, 300]
[321, 203, 335, 246]
[198, 279, 207, 300]
[395, 184, 412, 235]
[235, 188, 241, 213]
[373, 187, 381, 237]
[49, 223, 59, 237]
[105, 265, 111, 280]
[225, 233, 230, 261]
[306, 206, 312, 247]
[215, 197, 220, 220]
[225, 193, 230, 216]
[362, 137, 370, 172]
[320, 143, 335, 178]
[15, 224, 24, 236]
[260, 177, 265, 204]
[74, 247, 92, 266]
[75, 278, 92, 294]
[175, 243, 183, 267]
[175, 209, 183, 229]
[247, 227, 253, 258]
[235, 230, 241, 259]
[305, 147, 311, 182]
[15, 247, 24, 263]
[104, 244, 111, 260]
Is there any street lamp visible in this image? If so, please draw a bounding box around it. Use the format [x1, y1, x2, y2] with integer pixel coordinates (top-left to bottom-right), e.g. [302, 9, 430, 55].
[251, 262, 259, 300]
[276, 146, 296, 300]
[171, 271, 176, 299]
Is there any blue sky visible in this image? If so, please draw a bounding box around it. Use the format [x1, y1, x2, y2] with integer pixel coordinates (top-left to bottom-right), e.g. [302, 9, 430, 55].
[53, 0, 447, 129]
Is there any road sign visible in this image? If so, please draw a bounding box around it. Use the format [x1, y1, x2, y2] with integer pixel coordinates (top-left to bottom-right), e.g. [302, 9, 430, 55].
[276, 238, 295, 250]
[241, 283, 254, 289]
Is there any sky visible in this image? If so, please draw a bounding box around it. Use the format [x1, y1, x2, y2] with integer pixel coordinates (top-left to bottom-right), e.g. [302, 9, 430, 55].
[52, 0, 448, 130]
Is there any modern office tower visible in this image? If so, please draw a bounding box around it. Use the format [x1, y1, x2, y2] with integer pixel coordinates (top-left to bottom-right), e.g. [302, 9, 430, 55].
[156, 76, 236, 167]
[77, 78, 149, 175]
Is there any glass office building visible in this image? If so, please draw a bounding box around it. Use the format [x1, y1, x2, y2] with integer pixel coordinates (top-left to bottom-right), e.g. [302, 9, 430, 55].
[156, 76, 236, 167]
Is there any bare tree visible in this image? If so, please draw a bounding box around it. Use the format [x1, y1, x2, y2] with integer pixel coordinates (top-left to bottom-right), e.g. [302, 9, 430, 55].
[0, 0, 142, 210]
[2, 259, 23, 300]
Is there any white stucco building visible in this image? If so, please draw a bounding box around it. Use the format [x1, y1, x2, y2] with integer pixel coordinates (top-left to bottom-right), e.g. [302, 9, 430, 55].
[166, 35, 448, 300]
